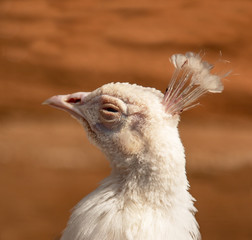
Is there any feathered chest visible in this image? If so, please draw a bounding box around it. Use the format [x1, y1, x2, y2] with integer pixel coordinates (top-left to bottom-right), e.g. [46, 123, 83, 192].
[60, 183, 200, 240]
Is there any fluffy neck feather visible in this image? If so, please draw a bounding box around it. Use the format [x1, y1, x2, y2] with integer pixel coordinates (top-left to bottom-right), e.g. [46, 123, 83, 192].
[61, 120, 200, 240]
[107, 123, 188, 208]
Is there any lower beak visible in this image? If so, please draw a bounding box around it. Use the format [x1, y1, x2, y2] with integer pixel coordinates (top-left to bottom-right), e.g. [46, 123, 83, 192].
[43, 92, 90, 120]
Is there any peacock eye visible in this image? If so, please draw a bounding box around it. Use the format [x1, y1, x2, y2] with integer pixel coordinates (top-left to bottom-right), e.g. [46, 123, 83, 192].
[103, 107, 118, 113]
[99, 103, 121, 124]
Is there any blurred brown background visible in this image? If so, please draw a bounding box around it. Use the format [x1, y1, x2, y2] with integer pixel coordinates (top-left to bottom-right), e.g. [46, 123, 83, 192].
[0, 0, 251, 239]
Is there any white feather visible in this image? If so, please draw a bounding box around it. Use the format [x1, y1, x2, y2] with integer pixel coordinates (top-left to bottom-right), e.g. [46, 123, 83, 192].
[165, 52, 226, 114]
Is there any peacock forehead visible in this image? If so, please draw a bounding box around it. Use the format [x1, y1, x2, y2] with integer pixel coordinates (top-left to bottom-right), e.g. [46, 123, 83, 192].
[99, 82, 164, 106]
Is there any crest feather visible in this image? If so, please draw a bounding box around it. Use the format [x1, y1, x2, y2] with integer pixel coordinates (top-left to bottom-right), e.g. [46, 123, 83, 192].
[163, 52, 226, 115]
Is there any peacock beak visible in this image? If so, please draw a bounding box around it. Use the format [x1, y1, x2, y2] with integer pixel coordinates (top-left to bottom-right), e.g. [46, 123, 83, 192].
[43, 92, 90, 120]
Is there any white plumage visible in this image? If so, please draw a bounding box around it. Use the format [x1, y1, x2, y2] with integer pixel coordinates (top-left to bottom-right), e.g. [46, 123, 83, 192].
[44, 52, 224, 240]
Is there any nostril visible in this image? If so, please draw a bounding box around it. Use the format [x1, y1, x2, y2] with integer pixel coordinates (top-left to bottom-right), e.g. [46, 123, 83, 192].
[67, 98, 81, 104]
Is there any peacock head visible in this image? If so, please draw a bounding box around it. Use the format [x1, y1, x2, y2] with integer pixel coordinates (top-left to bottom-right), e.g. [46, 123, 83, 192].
[44, 52, 226, 165]
[43, 83, 175, 160]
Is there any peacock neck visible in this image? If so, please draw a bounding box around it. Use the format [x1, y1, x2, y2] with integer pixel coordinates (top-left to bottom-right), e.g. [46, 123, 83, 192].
[110, 141, 189, 208]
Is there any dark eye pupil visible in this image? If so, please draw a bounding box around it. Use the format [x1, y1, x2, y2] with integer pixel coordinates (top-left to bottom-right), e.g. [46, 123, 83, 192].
[104, 107, 118, 113]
